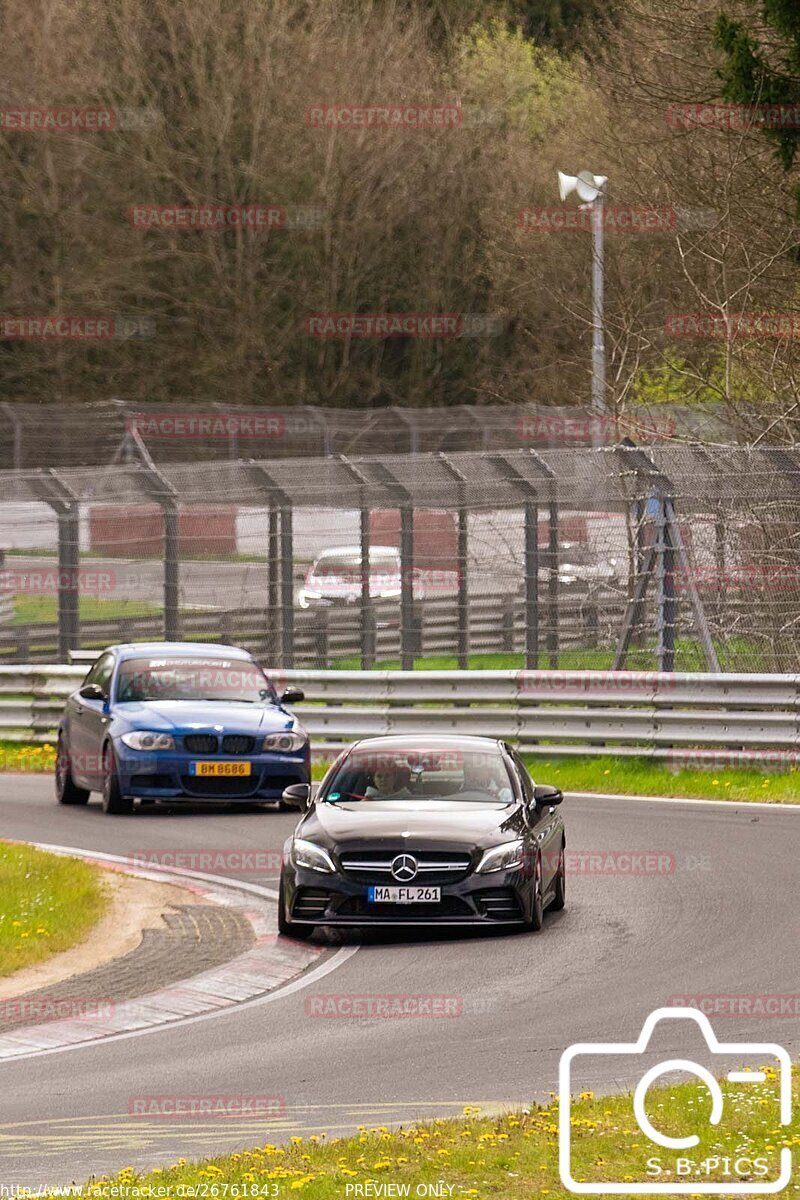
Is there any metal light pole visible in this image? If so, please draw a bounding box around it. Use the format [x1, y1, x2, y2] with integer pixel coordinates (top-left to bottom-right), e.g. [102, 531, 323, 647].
[557, 170, 608, 424]
[590, 194, 605, 418]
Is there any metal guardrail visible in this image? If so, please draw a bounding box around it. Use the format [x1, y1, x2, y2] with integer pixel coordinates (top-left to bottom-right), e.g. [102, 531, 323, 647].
[0, 592, 628, 665]
[4, 665, 800, 765]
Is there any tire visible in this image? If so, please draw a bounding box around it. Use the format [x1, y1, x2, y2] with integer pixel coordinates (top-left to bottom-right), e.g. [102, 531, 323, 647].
[525, 853, 545, 932]
[277, 876, 314, 940]
[55, 737, 90, 806]
[549, 841, 566, 912]
[101, 743, 134, 815]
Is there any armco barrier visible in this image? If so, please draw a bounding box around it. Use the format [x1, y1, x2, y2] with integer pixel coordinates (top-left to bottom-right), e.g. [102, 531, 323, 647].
[4, 665, 800, 764]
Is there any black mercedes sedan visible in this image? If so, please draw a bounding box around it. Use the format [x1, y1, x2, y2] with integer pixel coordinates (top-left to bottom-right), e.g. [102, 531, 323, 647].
[278, 734, 565, 937]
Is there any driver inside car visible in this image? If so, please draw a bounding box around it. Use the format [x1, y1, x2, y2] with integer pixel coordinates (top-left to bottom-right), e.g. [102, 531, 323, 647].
[460, 758, 514, 803]
[365, 764, 413, 799]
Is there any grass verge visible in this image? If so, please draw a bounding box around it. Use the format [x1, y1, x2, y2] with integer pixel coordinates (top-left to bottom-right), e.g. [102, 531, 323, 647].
[521, 754, 800, 804]
[0, 842, 108, 977]
[330, 640, 755, 672]
[12, 595, 161, 625]
[85, 1068, 796, 1197]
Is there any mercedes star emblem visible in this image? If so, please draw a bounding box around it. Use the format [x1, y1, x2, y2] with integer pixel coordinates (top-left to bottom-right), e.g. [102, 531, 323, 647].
[390, 853, 419, 882]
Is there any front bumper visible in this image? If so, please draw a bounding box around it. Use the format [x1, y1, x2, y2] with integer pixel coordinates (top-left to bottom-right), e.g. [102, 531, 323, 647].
[115, 747, 309, 802]
[282, 864, 531, 926]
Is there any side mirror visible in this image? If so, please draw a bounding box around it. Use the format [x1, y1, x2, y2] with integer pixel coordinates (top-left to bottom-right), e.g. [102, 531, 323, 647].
[533, 784, 563, 807]
[282, 783, 311, 810]
[280, 688, 305, 706]
[79, 683, 106, 702]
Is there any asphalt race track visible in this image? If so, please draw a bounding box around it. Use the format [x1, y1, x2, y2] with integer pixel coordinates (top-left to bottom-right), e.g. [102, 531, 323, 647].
[0, 776, 798, 1186]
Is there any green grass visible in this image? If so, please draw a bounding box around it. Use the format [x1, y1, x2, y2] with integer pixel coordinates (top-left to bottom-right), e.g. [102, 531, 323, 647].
[85, 1069, 797, 1197]
[522, 754, 800, 803]
[330, 640, 754, 672]
[11, 595, 162, 625]
[0, 842, 108, 976]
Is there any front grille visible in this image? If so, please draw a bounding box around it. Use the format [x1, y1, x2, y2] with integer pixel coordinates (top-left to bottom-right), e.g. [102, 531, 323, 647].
[184, 734, 218, 754]
[339, 850, 472, 884]
[180, 774, 257, 797]
[222, 734, 256, 754]
[337, 895, 473, 919]
[293, 888, 332, 919]
[475, 888, 523, 921]
[131, 773, 173, 789]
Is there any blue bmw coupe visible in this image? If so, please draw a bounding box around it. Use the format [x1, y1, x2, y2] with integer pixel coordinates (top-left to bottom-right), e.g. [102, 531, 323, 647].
[56, 642, 309, 814]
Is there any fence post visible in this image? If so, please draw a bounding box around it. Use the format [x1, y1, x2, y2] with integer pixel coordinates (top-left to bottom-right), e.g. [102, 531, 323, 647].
[400, 503, 415, 670]
[501, 597, 515, 652]
[314, 610, 329, 668]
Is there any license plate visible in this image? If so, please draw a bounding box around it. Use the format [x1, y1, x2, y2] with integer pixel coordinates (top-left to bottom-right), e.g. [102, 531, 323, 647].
[189, 761, 252, 777]
[368, 886, 441, 903]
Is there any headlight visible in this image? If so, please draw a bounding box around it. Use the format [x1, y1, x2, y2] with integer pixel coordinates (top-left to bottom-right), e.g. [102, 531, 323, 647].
[475, 839, 526, 874]
[120, 731, 175, 751]
[291, 838, 335, 873]
[263, 731, 307, 753]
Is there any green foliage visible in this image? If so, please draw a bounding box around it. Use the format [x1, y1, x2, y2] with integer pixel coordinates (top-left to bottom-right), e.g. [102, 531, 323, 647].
[714, 2, 800, 172]
[453, 19, 580, 138]
[630, 352, 724, 407]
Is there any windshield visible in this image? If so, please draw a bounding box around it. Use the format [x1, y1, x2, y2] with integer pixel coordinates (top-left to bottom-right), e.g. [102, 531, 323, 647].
[324, 744, 515, 804]
[115, 656, 275, 704]
[313, 553, 399, 580]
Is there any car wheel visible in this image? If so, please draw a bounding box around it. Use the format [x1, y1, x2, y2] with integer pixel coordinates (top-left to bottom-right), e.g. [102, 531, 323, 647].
[277, 876, 314, 940]
[55, 737, 90, 806]
[526, 854, 544, 932]
[549, 841, 566, 912]
[102, 743, 134, 815]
